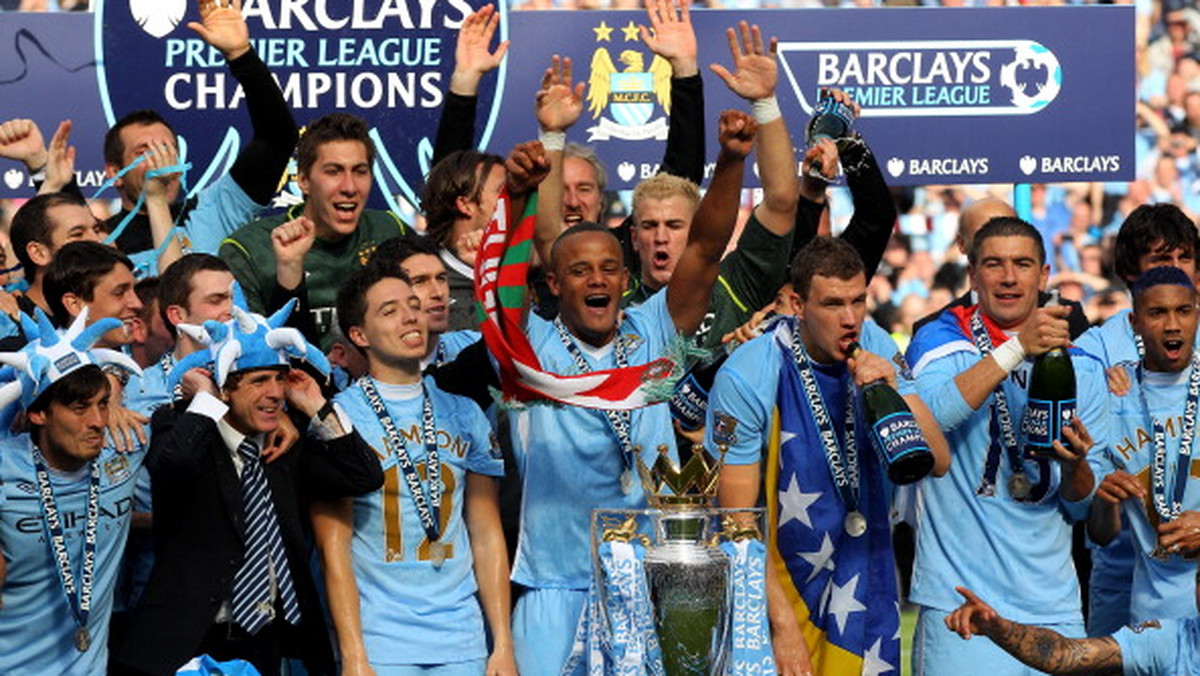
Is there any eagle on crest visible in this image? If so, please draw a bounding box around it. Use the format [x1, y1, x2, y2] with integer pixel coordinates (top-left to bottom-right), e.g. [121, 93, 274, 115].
[587, 48, 673, 119]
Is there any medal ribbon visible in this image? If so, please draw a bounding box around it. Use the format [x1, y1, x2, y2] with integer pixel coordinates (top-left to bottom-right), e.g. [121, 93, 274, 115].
[787, 331, 859, 513]
[968, 310, 1028, 497]
[553, 319, 637, 473]
[1138, 355, 1200, 524]
[33, 450, 99, 643]
[359, 377, 442, 541]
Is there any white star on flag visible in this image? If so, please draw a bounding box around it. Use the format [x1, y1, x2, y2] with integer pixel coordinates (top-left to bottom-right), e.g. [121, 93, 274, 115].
[798, 533, 837, 583]
[779, 474, 821, 529]
[823, 573, 867, 636]
[861, 638, 895, 676]
[780, 428, 798, 446]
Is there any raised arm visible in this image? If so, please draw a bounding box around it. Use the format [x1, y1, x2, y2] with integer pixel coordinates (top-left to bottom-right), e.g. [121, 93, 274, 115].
[640, 0, 705, 184]
[666, 109, 754, 334]
[433, 4, 509, 165]
[189, 0, 298, 206]
[141, 140, 185, 273]
[532, 56, 586, 267]
[708, 22, 797, 237]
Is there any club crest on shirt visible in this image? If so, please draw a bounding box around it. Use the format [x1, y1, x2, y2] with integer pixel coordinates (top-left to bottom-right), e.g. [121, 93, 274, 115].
[105, 453, 132, 484]
[488, 431, 503, 461]
[712, 411, 739, 446]
[620, 333, 645, 353]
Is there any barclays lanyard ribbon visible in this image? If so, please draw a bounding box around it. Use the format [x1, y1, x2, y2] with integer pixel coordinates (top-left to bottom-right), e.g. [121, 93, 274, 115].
[786, 330, 866, 537]
[358, 376, 447, 565]
[33, 450, 100, 652]
[969, 310, 1036, 501]
[1138, 355, 1200, 558]
[553, 318, 638, 495]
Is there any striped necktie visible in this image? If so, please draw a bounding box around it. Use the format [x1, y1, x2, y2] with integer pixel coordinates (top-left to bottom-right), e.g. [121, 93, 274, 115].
[230, 439, 301, 634]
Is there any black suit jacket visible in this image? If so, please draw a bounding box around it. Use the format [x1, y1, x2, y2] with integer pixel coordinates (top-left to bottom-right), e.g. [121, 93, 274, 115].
[117, 405, 383, 676]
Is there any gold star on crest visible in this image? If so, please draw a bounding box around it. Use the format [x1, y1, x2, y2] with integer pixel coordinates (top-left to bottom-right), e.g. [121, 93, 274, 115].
[621, 21, 640, 41]
[593, 21, 614, 42]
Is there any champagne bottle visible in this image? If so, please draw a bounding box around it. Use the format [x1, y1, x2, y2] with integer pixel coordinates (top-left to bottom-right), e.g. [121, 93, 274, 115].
[1022, 290, 1076, 459]
[849, 342, 935, 485]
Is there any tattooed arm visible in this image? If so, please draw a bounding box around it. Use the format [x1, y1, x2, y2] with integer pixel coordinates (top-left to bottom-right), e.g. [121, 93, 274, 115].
[944, 586, 1123, 675]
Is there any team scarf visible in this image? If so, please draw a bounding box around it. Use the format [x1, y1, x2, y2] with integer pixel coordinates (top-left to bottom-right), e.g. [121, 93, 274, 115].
[473, 189, 681, 410]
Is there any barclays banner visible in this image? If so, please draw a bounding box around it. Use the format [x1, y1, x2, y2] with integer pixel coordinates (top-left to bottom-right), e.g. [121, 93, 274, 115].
[490, 6, 1134, 188]
[0, 4, 1131, 201]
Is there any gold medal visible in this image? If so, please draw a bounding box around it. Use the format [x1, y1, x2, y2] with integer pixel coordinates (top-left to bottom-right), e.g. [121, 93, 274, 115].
[429, 541, 447, 567]
[843, 511, 867, 538]
[1008, 473, 1031, 500]
[74, 626, 91, 652]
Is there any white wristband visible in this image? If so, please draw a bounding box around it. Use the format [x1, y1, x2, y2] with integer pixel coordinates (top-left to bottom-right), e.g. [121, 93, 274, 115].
[991, 338, 1026, 373]
[539, 130, 566, 152]
[750, 96, 782, 125]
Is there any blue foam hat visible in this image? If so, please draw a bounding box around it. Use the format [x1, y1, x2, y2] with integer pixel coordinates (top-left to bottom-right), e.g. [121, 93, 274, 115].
[0, 307, 143, 411]
[168, 298, 330, 391]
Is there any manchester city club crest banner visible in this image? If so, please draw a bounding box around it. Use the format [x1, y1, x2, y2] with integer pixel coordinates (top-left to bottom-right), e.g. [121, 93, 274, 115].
[0, 5, 1131, 199]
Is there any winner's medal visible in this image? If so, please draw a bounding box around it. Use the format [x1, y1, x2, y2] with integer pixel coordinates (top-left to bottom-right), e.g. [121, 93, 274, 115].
[429, 541, 448, 567]
[1148, 544, 1173, 561]
[74, 627, 91, 653]
[620, 468, 635, 495]
[1007, 473, 1032, 500]
[843, 511, 867, 538]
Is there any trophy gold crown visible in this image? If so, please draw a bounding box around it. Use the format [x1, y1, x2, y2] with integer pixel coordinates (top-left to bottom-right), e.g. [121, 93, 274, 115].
[636, 443, 726, 508]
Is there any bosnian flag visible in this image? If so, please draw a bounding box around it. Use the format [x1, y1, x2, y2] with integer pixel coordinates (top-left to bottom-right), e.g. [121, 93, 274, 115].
[473, 189, 677, 410]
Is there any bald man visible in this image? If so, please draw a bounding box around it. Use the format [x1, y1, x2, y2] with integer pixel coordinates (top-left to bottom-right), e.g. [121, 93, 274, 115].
[913, 199, 1090, 338]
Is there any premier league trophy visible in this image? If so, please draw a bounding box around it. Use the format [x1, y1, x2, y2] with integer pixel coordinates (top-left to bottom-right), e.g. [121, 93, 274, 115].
[589, 444, 770, 676]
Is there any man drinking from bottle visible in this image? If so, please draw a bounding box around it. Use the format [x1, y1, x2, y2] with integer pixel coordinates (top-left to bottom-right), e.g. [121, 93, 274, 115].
[709, 236, 947, 676]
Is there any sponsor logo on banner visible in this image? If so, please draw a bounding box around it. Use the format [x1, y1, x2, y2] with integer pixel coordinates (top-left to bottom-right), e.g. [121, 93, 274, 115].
[95, 0, 505, 214]
[778, 39, 1062, 117]
[584, 20, 671, 142]
[886, 156, 989, 177]
[1019, 154, 1120, 175]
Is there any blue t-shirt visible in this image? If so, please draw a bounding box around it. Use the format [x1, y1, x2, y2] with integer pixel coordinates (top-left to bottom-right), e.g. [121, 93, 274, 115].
[508, 290, 679, 589]
[334, 377, 503, 666]
[0, 437, 146, 674]
[905, 309, 1108, 623]
[127, 173, 261, 279]
[1093, 367, 1200, 623]
[1114, 618, 1200, 676]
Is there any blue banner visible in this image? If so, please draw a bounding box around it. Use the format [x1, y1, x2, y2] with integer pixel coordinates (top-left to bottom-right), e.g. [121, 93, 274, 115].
[0, 5, 1132, 200]
[492, 6, 1134, 188]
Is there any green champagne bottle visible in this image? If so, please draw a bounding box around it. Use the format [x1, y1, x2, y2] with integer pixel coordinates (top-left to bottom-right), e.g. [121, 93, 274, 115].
[849, 343, 935, 484]
[1022, 292, 1076, 458]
